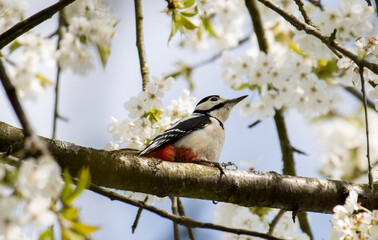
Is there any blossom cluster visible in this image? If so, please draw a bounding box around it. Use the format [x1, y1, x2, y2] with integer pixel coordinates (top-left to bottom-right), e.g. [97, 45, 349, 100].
[337, 37, 378, 111]
[0, 155, 63, 239]
[1, 0, 117, 100]
[222, 50, 340, 120]
[315, 112, 378, 181]
[106, 75, 196, 150]
[1, 0, 57, 99]
[178, 0, 247, 50]
[0, 0, 27, 34]
[329, 191, 378, 240]
[214, 203, 309, 240]
[58, 0, 117, 74]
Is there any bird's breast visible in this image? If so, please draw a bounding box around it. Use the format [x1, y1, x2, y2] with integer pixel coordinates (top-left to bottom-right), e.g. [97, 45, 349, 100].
[173, 118, 225, 162]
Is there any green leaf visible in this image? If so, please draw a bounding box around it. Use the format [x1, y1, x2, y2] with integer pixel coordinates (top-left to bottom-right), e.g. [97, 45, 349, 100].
[288, 40, 306, 57]
[60, 169, 74, 205]
[180, 11, 197, 17]
[169, 12, 179, 42]
[179, 15, 198, 30]
[35, 74, 53, 87]
[232, 83, 249, 90]
[179, 0, 195, 9]
[62, 228, 85, 240]
[65, 167, 91, 205]
[97, 44, 111, 68]
[9, 40, 21, 54]
[38, 229, 54, 240]
[202, 17, 217, 37]
[62, 207, 79, 221]
[71, 222, 98, 235]
[249, 207, 271, 222]
[313, 58, 338, 80]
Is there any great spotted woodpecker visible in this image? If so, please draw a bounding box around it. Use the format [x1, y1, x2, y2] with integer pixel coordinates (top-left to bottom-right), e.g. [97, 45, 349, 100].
[139, 95, 247, 172]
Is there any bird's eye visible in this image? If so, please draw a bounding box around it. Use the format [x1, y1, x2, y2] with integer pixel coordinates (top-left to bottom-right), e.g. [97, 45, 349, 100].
[210, 97, 218, 101]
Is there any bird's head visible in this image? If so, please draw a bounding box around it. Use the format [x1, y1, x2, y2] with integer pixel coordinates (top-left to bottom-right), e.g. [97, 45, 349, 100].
[193, 95, 248, 123]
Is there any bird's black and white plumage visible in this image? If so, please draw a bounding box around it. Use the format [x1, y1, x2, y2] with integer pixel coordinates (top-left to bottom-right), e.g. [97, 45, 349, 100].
[139, 95, 247, 163]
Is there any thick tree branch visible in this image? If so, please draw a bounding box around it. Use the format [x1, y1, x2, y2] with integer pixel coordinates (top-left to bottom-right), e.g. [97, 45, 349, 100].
[257, 0, 378, 76]
[0, 0, 76, 49]
[1, 121, 378, 214]
[134, 0, 150, 91]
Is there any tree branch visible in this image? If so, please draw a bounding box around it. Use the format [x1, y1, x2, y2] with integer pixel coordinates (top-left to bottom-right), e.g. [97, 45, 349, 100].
[0, 0, 76, 49]
[1, 121, 378, 214]
[177, 197, 195, 240]
[244, 1, 312, 237]
[293, 0, 316, 27]
[245, 0, 269, 53]
[134, 0, 150, 91]
[256, 0, 378, 76]
[89, 184, 284, 240]
[359, 67, 373, 189]
[0, 59, 34, 137]
[344, 86, 377, 112]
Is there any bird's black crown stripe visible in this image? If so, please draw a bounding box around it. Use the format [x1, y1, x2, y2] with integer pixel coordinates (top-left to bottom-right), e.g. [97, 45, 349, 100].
[196, 95, 220, 106]
[193, 101, 227, 115]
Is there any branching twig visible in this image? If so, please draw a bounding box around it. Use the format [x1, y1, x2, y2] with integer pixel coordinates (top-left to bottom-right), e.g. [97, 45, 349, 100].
[52, 10, 67, 139]
[293, 0, 316, 27]
[344, 86, 377, 112]
[268, 210, 285, 235]
[131, 196, 148, 233]
[0, 0, 76, 49]
[89, 184, 285, 240]
[307, 0, 323, 10]
[167, 36, 249, 79]
[257, 0, 378, 75]
[359, 67, 373, 189]
[177, 197, 195, 240]
[134, 0, 150, 91]
[0, 59, 34, 137]
[170, 197, 180, 240]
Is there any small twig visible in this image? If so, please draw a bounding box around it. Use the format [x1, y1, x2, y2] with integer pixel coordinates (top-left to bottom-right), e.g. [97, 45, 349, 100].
[375, 0, 378, 17]
[344, 86, 377, 112]
[134, 0, 150, 91]
[291, 146, 307, 155]
[268, 210, 285, 235]
[359, 67, 373, 189]
[52, 11, 66, 139]
[131, 196, 148, 233]
[365, 0, 372, 6]
[166, 36, 249, 79]
[89, 184, 285, 240]
[307, 0, 324, 10]
[257, 0, 378, 74]
[170, 197, 180, 240]
[0, 59, 34, 137]
[297, 212, 314, 239]
[293, 0, 316, 27]
[177, 198, 195, 240]
[0, 0, 76, 49]
[248, 120, 261, 128]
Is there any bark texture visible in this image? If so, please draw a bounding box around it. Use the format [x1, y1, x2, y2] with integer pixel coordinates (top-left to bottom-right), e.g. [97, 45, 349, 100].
[1, 121, 377, 214]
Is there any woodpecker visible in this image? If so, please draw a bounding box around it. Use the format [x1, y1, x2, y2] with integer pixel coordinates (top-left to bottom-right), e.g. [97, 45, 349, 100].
[139, 95, 247, 172]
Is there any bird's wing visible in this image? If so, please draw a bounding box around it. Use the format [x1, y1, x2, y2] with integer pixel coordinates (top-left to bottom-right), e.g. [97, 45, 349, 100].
[139, 114, 211, 156]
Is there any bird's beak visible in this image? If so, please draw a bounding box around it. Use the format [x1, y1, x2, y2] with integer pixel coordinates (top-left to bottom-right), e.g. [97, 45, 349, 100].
[227, 95, 248, 106]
